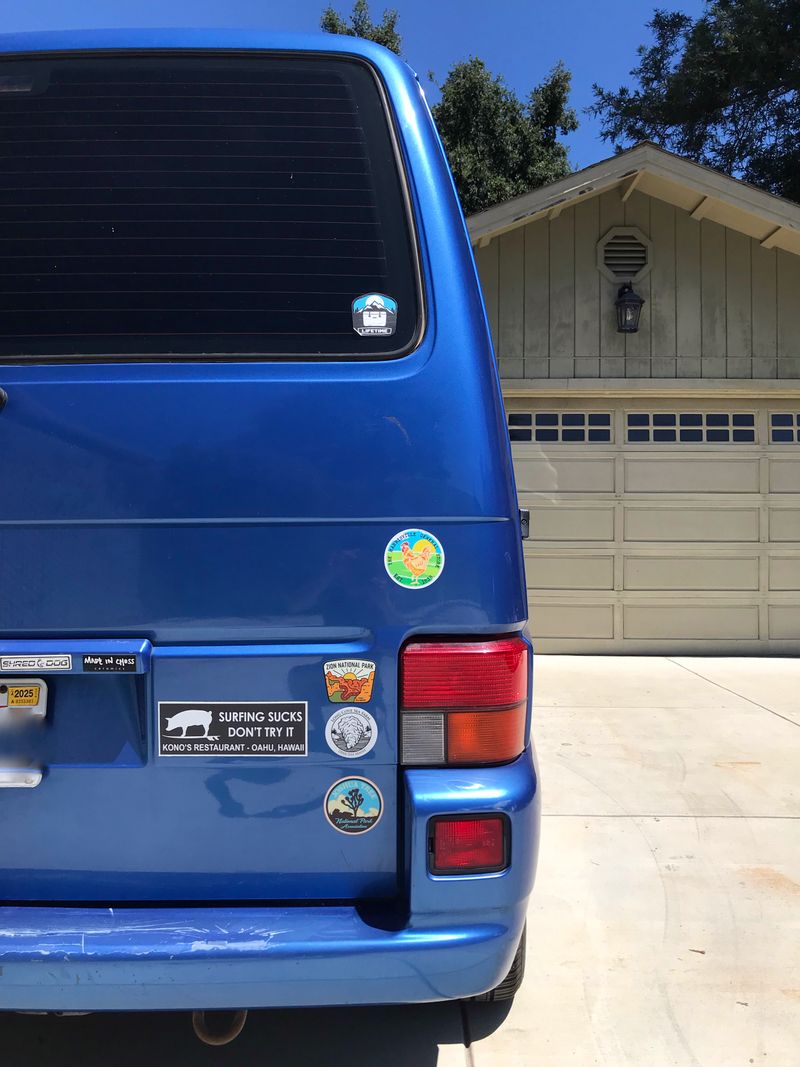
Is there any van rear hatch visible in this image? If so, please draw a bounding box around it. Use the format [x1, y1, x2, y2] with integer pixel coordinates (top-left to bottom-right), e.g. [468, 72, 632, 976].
[0, 48, 523, 903]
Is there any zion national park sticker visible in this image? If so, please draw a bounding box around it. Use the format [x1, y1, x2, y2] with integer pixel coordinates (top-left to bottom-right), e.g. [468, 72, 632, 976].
[324, 660, 375, 703]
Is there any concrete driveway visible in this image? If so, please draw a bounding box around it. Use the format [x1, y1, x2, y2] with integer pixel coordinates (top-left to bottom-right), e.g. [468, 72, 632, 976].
[2, 656, 799, 1066]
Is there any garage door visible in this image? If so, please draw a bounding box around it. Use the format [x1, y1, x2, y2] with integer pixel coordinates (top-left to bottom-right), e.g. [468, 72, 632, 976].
[507, 396, 800, 653]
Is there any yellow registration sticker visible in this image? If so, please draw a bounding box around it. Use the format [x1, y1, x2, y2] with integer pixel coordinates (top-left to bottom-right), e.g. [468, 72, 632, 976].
[7, 685, 41, 707]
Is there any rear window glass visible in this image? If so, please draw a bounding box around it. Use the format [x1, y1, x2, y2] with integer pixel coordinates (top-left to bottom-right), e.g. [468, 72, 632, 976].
[0, 53, 420, 360]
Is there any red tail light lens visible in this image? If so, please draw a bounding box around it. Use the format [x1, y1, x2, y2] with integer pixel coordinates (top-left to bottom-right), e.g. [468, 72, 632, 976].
[400, 637, 529, 766]
[430, 815, 509, 874]
[402, 638, 527, 708]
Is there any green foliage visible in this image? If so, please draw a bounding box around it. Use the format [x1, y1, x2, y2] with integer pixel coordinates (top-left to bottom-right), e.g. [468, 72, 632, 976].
[320, 0, 401, 55]
[318, 4, 577, 214]
[432, 59, 577, 215]
[592, 0, 800, 201]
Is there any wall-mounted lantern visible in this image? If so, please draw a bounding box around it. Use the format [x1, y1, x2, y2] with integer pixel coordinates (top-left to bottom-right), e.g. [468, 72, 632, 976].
[615, 283, 645, 333]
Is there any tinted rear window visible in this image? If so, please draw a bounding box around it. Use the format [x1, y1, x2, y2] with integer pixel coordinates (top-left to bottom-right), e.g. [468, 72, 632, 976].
[0, 53, 420, 360]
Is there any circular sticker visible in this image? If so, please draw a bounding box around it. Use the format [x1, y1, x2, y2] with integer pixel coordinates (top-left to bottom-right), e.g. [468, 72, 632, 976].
[324, 777, 383, 835]
[384, 528, 444, 589]
[325, 707, 378, 759]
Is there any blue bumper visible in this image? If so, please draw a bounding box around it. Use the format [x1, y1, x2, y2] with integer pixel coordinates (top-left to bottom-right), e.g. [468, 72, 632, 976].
[0, 751, 539, 1011]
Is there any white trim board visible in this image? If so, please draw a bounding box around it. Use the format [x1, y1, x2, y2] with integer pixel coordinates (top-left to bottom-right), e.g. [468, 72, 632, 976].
[501, 379, 800, 400]
[468, 143, 800, 257]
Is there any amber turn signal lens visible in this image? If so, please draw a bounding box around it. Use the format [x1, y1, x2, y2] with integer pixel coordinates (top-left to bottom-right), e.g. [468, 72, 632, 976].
[446, 703, 527, 764]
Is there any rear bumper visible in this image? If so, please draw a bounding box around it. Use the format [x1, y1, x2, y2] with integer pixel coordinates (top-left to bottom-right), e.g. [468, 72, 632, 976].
[0, 749, 539, 1011]
[0, 904, 528, 1010]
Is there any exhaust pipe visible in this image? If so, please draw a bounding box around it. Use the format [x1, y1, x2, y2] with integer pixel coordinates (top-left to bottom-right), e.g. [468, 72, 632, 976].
[192, 1009, 248, 1046]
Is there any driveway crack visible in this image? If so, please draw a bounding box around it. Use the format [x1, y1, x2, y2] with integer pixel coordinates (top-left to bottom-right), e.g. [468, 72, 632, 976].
[666, 657, 800, 729]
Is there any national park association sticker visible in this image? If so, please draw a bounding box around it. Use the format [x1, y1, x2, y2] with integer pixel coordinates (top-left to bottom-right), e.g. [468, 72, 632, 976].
[384, 528, 444, 589]
[325, 777, 383, 834]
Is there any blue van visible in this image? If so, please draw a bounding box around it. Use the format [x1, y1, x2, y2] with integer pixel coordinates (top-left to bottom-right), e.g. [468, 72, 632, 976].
[0, 29, 539, 1025]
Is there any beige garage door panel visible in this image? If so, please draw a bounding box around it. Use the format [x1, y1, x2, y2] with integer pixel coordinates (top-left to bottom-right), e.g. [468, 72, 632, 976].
[624, 604, 759, 640]
[623, 555, 759, 591]
[526, 554, 613, 590]
[624, 507, 759, 542]
[531, 603, 614, 640]
[514, 456, 614, 494]
[770, 509, 800, 541]
[768, 605, 800, 639]
[624, 457, 760, 493]
[770, 461, 800, 494]
[510, 397, 800, 651]
[528, 505, 615, 542]
[769, 557, 800, 590]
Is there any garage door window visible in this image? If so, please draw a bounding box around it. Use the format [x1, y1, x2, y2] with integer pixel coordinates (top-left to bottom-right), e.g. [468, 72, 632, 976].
[627, 412, 755, 443]
[770, 414, 800, 443]
[508, 412, 612, 443]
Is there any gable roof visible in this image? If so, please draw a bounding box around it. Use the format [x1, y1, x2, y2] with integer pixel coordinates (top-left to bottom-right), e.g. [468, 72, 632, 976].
[467, 142, 800, 257]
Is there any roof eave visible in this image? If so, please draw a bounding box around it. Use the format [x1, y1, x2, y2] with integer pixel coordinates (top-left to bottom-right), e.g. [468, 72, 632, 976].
[467, 143, 800, 249]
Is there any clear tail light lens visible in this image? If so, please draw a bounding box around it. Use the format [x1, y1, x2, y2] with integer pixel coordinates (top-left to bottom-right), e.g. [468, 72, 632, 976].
[400, 637, 528, 765]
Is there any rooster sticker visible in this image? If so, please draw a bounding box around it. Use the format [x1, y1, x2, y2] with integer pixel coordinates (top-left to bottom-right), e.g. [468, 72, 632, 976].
[324, 660, 376, 704]
[384, 528, 445, 589]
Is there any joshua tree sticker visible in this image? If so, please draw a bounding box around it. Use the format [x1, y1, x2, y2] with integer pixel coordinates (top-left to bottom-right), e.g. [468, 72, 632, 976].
[325, 777, 383, 835]
[343, 788, 364, 815]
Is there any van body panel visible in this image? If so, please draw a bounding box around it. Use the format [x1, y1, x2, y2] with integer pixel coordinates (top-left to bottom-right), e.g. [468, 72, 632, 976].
[0, 750, 538, 1009]
[0, 29, 537, 1005]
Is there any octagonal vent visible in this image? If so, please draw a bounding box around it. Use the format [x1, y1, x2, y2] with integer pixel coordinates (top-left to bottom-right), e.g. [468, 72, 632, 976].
[597, 226, 652, 283]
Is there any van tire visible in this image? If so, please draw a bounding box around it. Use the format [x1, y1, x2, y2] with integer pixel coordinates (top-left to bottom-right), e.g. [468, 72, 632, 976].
[469, 925, 526, 1002]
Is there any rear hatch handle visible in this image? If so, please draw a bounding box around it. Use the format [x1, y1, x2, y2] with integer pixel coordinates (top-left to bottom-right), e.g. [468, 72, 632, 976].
[0, 768, 43, 788]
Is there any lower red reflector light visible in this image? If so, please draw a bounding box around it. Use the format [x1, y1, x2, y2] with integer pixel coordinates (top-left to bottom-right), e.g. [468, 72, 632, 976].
[430, 815, 508, 874]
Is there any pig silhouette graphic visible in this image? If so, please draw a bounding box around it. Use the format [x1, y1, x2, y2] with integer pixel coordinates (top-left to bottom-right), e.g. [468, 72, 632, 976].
[163, 708, 218, 740]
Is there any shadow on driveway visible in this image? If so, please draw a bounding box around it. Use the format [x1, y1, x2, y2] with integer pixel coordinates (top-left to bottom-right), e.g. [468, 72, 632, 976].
[2, 1002, 511, 1066]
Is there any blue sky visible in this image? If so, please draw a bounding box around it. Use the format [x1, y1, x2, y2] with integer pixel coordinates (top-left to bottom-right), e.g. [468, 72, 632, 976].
[5, 0, 707, 169]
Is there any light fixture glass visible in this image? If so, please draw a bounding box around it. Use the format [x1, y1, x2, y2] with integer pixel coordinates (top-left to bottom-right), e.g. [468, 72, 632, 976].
[615, 283, 645, 333]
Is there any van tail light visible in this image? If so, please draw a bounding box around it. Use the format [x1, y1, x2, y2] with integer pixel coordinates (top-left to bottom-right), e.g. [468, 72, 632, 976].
[430, 814, 509, 874]
[400, 637, 528, 765]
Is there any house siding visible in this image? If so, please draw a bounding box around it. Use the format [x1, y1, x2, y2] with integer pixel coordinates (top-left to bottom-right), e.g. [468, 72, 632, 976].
[474, 188, 793, 380]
